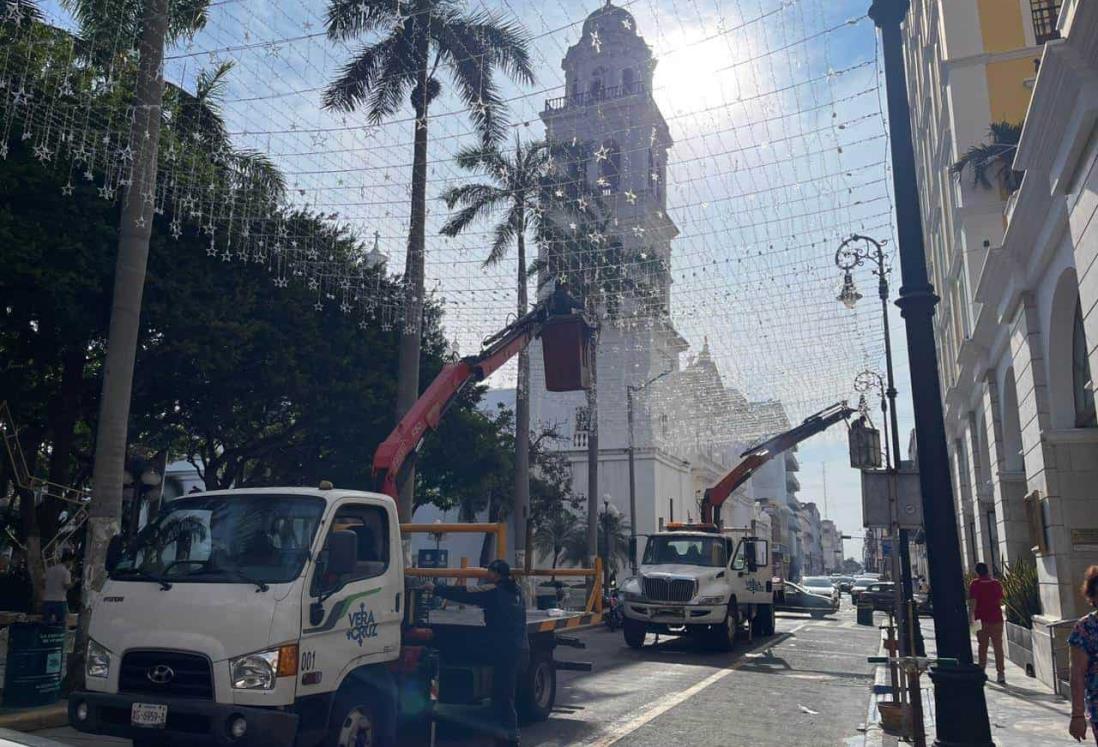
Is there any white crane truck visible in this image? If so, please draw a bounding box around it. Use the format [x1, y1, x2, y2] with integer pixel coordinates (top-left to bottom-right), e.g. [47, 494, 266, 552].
[68, 290, 599, 747]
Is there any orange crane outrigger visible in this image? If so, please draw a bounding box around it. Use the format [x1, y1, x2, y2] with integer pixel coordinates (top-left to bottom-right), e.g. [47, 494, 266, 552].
[700, 401, 855, 526]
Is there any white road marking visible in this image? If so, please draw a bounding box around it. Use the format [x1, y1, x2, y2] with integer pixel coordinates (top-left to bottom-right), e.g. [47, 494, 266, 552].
[583, 623, 809, 747]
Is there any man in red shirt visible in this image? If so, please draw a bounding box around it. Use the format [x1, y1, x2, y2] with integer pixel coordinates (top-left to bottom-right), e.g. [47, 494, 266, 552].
[969, 561, 1006, 684]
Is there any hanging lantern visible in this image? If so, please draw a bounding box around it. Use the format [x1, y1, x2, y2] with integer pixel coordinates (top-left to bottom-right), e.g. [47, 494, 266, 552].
[849, 416, 882, 470]
[837, 270, 862, 309]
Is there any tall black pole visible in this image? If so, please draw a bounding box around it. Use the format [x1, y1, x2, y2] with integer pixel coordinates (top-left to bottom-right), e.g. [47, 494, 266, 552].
[876, 243, 926, 659]
[869, 1, 992, 744]
[627, 386, 638, 575]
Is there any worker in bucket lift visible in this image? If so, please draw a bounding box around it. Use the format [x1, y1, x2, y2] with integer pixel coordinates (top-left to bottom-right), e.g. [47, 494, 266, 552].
[427, 559, 527, 747]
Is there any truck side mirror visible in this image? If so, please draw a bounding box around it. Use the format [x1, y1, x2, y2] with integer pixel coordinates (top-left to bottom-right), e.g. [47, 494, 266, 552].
[744, 540, 759, 573]
[105, 535, 124, 573]
[326, 531, 358, 576]
[628, 537, 637, 562]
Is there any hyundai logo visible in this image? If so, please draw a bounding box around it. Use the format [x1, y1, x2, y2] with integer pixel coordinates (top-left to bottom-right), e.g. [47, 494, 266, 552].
[146, 664, 175, 684]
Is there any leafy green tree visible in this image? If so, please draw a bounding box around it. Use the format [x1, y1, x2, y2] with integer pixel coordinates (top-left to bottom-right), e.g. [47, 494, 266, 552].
[951, 121, 1024, 193]
[322, 0, 534, 522]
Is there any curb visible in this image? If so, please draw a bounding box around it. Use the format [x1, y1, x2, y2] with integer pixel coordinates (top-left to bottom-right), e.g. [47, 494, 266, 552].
[860, 628, 899, 747]
[0, 701, 69, 732]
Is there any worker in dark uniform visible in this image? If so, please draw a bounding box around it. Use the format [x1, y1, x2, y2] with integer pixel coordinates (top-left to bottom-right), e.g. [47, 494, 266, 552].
[429, 559, 527, 747]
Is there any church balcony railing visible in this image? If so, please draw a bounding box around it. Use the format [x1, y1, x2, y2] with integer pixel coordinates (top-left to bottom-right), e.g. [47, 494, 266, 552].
[544, 82, 647, 112]
[573, 430, 589, 448]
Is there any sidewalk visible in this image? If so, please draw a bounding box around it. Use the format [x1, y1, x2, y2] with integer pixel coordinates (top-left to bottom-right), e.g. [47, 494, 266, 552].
[861, 617, 1073, 745]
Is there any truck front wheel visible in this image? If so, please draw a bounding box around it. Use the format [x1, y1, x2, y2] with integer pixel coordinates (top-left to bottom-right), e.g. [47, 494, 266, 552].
[711, 603, 739, 652]
[623, 617, 647, 649]
[327, 698, 378, 747]
[518, 654, 556, 722]
[753, 603, 776, 637]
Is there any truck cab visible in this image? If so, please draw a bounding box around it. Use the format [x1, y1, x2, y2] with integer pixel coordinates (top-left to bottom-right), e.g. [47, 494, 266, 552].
[618, 524, 776, 651]
[71, 486, 429, 747]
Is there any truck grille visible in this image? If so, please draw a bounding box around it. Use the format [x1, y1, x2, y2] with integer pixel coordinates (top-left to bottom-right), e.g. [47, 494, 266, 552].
[119, 650, 213, 700]
[642, 577, 696, 603]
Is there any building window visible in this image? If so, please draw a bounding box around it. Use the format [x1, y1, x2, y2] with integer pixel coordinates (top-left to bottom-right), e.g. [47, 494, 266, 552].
[1031, 0, 1062, 45]
[622, 67, 635, 92]
[1073, 300, 1096, 427]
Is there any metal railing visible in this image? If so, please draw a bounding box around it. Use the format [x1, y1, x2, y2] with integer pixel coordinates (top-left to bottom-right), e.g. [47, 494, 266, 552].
[545, 83, 647, 112]
[1031, 0, 1063, 44]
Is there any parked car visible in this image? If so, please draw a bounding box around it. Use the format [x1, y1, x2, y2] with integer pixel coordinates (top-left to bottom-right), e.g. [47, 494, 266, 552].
[850, 576, 875, 602]
[801, 575, 841, 604]
[775, 581, 840, 619]
[860, 581, 897, 612]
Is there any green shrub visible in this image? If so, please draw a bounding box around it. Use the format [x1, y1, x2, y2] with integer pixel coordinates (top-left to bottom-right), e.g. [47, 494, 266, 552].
[1001, 556, 1041, 628]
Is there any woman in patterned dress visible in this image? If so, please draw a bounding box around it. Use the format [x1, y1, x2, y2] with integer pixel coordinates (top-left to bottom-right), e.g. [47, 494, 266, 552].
[1069, 566, 1098, 742]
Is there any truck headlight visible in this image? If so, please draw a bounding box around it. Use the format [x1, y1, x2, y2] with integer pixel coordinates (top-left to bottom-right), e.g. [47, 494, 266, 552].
[697, 595, 725, 605]
[620, 578, 643, 601]
[86, 639, 111, 679]
[230, 644, 298, 690]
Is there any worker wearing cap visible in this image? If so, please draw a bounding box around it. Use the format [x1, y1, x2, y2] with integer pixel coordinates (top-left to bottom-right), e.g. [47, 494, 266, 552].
[429, 559, 527, 747]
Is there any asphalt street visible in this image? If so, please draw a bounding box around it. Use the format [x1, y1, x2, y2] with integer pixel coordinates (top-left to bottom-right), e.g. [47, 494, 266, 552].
[33, 602, 879, 747]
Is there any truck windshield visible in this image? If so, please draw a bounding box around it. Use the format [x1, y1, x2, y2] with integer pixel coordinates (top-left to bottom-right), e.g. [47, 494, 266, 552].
[642, 536, 726, 567]
[112, 494, 326, 585]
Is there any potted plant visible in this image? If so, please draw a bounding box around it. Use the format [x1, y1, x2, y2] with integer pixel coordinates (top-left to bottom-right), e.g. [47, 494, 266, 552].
[1001, 557, 1041, 676]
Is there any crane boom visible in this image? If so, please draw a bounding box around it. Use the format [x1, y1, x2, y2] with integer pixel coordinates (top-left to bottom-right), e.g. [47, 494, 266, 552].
[701, 401, 854, 525]
[372, 287, 591, 501]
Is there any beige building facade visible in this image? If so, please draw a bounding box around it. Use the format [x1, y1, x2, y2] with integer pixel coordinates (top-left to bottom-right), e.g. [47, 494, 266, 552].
[903, 0, 1098, 690]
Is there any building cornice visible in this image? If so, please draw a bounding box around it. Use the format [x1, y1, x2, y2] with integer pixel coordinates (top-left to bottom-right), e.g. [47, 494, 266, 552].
[940, 45, 1043, 77]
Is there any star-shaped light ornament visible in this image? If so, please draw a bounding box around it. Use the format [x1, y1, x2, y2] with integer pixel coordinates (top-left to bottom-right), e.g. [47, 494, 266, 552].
[313, 301, 324, 312]
[622, 17, 632, 29]
[97, 186, 113, 200]
[593, 144, 609, 162]
[60, 182, 74, 196]
[624, 190, 637, 204]
[134, 215, 146, 229]
[632, 226, 646, 237]
[33, 143, 51, 162]
[577, 197, 588, 210]
[171, 221, 183, 239]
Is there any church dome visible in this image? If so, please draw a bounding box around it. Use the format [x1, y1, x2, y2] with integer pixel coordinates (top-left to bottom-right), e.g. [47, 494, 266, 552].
[582, 2, 636, 37]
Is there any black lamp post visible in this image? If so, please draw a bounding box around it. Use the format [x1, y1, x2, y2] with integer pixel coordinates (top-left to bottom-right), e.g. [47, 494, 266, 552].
[627, 369, 671, 574]
[869, 0, 992, 743]
[836, 236, 925, 661]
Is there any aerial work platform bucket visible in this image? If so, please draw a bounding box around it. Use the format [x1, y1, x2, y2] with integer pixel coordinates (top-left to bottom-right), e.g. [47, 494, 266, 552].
[540, 314, 592, 392]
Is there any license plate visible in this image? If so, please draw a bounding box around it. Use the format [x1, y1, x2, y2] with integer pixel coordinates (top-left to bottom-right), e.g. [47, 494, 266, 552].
[131, 703, 167, 729]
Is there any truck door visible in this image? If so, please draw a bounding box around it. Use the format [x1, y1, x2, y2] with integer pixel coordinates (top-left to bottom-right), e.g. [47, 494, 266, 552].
[298, 498, 402, 696]
[732, 538, 772, 606]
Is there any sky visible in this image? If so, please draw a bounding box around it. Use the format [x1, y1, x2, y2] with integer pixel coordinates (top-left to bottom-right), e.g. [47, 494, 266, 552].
[23, 0, 924, 559]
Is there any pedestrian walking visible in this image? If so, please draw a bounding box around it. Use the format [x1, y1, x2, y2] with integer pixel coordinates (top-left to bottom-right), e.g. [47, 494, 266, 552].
[429, 559, 527, 747]
[968, 561, 1005, 684]
[1068, 565, 1098, 743]
[41, 549, 73, 627]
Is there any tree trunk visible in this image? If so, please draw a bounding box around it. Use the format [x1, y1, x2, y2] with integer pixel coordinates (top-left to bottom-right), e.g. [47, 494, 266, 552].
[42, 346, 86, 542]
[513, 227, 530, 568]
[394, 24, 431, 524]
[585, 333, 599, 570]
[80, 0, 168, 684]
[18, 427, 45, 611]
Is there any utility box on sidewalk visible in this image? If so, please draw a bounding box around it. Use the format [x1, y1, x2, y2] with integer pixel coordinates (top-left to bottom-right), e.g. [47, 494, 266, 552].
[2, 623, 64, 708]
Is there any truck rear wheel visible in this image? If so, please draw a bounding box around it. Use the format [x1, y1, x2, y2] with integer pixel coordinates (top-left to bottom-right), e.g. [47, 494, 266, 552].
[623, 617, 647, 649]
[518, 654, 556, 722]
[753, 603, 776, 637]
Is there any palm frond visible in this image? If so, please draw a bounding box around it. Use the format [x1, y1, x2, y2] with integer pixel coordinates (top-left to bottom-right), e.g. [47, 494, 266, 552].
[325, 0, 400, 41]
[951, 120, 1024, 192]
[323, 30, 411, 116]
[485, 210, 519, 267]
[437, 183, 507, 236]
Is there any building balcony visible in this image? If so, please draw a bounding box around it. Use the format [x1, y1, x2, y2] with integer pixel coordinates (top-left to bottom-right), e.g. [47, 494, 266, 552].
[573, 430, 588, 448]
[1031, 0, 1063, 45]
[544, 82, 648, 113]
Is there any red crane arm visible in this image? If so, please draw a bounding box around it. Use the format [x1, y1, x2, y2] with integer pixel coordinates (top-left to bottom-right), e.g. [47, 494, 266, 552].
[372, 288, 588, 501]
[701, 402, 854, 525]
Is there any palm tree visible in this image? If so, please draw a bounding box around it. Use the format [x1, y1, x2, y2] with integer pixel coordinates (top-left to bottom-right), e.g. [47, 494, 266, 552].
[440, 136, 552, 566]
[561, 506, 630, 577]
[533, 507, 581, 569]
[323, 0, 533, 522]
[951, 121, 1024, 193]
